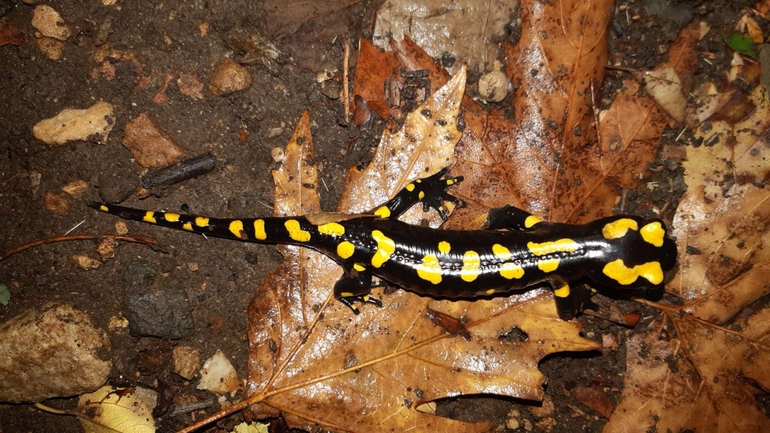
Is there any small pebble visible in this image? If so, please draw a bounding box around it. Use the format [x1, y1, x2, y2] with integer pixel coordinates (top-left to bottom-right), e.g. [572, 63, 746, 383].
[209, 58, 252, 96]
[173, 345, 201, 380]
[270, 147, 284, 162]
[31, 5, 71, 41]
[478, 69, 509, 102]
[36, 36, 64, 60]
[71, 255, 102, 270]
[33, 101, 115, 146]
[123, 113, 185, 168]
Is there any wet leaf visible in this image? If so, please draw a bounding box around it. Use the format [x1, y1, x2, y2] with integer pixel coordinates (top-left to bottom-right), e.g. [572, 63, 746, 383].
[605, 315, 770, 432]
[604, 19, 770, 432]
[245, 65, 598, 431]
[76, 386, 155, 433]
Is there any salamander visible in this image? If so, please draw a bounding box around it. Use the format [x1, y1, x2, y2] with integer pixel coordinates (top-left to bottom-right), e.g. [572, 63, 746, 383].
[89, 168, 677, 320]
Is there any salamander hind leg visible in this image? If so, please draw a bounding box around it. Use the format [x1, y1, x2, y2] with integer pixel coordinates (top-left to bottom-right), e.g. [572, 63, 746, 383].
[550, 277, 596, 320]
[333, 264, 383, 314]
[372, 167, 465, 220]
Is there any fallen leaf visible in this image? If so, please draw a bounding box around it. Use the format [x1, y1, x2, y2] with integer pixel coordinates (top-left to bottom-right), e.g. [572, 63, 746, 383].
[642, 66, 686, 123]
[77, 386, 156, 433]
[724, 33, 757, 59]
[605, 316, 770, 432]
[670, 184, 770, 324]
[244, 68, 598, 431]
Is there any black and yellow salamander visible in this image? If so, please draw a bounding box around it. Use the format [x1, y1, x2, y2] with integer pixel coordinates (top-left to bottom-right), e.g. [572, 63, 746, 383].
[89, 169, 677, 320]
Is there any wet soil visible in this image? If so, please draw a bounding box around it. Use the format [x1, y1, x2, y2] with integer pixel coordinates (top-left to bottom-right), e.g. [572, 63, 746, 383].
[0, 0, 752, 432]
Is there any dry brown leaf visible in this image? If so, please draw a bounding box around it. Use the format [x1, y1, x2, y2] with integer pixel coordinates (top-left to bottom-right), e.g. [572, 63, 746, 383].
[244, 68, 598, 432]
[604, 316, 770, 432]
[76, 386, 155, 433]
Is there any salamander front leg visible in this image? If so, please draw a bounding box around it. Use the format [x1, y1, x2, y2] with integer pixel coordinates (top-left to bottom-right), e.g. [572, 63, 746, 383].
[372, 167, 465, 220]
[333, 264, 383, 314]
[485, 205, 544, 231]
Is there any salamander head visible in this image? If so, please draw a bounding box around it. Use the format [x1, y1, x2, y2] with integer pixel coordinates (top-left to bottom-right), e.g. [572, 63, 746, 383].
[588, 217, 677, 289]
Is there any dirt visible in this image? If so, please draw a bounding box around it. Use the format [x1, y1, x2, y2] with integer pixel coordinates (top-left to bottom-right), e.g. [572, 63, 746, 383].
[0, 0, 754, 432]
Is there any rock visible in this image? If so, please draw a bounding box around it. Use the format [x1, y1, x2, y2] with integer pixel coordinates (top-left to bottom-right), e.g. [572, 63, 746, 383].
[31, 5, 71, 41]
[208, 58, 252, 96]
[122, 113, 185, 168]
[173, 345, 201, 380]
[123, 262, 194, 339]
[0, 304, 112, 403]
[32, 101, 115, 146]
[197, 350, 239, 395]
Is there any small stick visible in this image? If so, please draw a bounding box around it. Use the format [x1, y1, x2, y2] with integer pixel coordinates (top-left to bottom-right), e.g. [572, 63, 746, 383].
[343, 42, 350, 124]
[0, 234, 158, 261]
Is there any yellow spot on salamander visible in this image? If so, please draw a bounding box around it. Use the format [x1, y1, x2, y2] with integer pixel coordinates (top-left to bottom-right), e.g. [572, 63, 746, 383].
[254, 219, 267, 240]
[492, 244, 511, 261]
[460, 250, 481, 282]
[195, 216, 209, 227]
[538, 258, 560, 273]
[527, 239, 580, 256]
[353, 263, 366, 272]
[406, 183, 415, 192]
[438, 241, 451, 254]
[374, 206, 391, 218]
[143, 211, 157, 224]
[418, 191, 425, 200]
[485, 289, 495, 295]
[446, 179, 455, 185]
[417, 254, 442, 284]
[285, 219, 311, 242]
[640, 221, 665, 247]
[499, 262, 524, 279]
[371, 230, 395, 268]
[164, 213, 180, 222]
[318, 222, 345, 237]
[602, 218, 639, 239]
[553, 284, 570, 298]
[340, 292, 355, 298]
[524, 215, 542, 228]
[99, 205, 109, 212]
[337, 241, 355, 259]
[229, 220, 246, 239]
[182, 222, 193, 231]
[603, 259, 664, 285]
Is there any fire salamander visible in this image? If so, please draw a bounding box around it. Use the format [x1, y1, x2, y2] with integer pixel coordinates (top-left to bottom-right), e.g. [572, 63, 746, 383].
[89, 169, 677, 320]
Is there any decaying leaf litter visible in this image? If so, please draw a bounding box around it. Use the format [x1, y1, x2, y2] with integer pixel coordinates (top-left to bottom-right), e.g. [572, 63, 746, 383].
[2, 0, 770, 432]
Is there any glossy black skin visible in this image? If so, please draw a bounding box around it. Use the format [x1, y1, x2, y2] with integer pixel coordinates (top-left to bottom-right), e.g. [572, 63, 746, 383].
[89, 169, 677, 319]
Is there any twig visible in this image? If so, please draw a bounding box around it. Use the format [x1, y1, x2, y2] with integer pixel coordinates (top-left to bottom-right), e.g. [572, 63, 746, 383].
[0, 234, 159, 261]
[343, 42, 350, 124]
